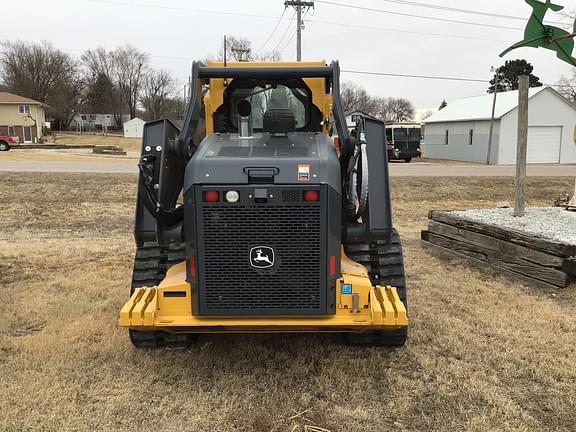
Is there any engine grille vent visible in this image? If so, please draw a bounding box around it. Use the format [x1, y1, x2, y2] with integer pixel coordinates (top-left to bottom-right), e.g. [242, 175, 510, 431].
[281, 190, 301, 202]
[199, 204, 323, 314]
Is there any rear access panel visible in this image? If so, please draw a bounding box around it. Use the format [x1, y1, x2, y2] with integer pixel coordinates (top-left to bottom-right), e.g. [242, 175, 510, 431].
[195, 185, 329, 315]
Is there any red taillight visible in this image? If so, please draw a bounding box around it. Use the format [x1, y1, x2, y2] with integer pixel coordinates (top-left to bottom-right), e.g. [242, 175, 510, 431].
[333, 136, 340, 150]
[203, 191, 219, 202]
[304, 190, 319, 202]
[189, 256, 197, 277]
[329, 255, 336, 276]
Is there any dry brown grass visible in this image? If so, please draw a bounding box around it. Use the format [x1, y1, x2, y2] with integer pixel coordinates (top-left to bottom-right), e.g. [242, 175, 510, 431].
[1, 173, 575, 432]
[0, 148, 138, 163]
[55, 132, 142, 150]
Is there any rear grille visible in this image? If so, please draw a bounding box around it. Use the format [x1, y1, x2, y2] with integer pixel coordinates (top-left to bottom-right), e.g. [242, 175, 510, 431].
[199, 203, 323, 314]
[282, 190, 301, 202]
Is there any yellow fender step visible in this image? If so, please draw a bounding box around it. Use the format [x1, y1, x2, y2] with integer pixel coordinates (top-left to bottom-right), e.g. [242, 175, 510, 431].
[119, 287, 158, 326]
[370, 286, 408, 327]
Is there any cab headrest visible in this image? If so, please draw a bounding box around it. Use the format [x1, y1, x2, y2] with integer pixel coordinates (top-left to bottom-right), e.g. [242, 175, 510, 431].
[263, 109, 296, 134]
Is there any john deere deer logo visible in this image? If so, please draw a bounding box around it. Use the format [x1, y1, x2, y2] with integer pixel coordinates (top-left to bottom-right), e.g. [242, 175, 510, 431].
[500, 0, 576, 66]
[250, 246, 275, 269]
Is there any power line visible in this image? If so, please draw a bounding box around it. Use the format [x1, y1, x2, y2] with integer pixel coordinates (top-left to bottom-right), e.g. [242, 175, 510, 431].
[255, 7, 288, 54]
[86, 0, 284, 20]
[341, 69, 489, 83]
[85, 0, 516, 44]
[315, 0, 524, 31]
[369, 0, 566, 26]
[279, 29, 298, 55]
[309, 18, 514, 43]
[60, 46, 570, 87]
[271, 10, 298, 52]
[281, 8, 311, 59]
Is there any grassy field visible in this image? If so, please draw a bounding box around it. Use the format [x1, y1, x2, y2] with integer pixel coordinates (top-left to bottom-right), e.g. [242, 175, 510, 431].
[1, 173, 575, 432]
[55, 132, 142, 150]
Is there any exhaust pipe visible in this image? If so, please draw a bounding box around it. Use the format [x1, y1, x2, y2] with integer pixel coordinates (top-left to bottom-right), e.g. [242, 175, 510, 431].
[237, 100, 253, 139]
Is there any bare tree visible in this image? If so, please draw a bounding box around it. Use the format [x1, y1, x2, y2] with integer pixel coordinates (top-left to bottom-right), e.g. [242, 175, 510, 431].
[557, 69, 576, 105]
[206, 36, 281, 63]
[140, 69, 177, 120]
[373, 97, 394, 122]
[112, 45, 148, 119]
[373, 96, 415, 123]
[420, 109, 435, 121]
[387, 97, 415, 122]
[340, 82, 377, 115]
[82, 47, 124, 127]
[0, 40, 83, 129]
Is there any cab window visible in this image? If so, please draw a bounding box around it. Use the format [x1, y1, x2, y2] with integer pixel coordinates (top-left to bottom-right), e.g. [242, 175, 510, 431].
[226, 79, 310, 131]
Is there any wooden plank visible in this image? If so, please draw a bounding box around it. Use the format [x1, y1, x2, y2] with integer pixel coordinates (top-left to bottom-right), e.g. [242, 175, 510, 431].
[563, 258, 576, 276]
[420, 240, 566, 291]
[427, 220, 564, 268]
[429, 210, 576, 258]
[421, 231, 570, 288]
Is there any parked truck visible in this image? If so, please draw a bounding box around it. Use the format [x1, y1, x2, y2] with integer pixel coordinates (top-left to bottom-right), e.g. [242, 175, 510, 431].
[385, 123, 422, 162]
[0, 134, 19, 151]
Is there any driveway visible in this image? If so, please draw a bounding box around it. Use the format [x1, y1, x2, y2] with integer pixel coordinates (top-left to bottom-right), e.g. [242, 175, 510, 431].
[0, 158, 574, 176]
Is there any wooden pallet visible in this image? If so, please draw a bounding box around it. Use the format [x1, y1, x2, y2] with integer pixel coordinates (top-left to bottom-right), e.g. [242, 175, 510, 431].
[421, 210, 576, 289]
[92, 145, 127, 156]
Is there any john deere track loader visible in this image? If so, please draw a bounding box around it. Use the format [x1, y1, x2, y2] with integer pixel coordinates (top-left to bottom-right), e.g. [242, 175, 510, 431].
[119, 61, 408, 347]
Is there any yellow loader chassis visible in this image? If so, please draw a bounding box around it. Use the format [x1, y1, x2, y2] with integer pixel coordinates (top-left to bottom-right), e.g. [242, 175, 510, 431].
[119, 252, 408, 333]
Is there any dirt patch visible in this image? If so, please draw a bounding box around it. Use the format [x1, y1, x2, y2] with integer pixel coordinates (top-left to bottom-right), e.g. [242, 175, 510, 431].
[0, 173, 574, 432]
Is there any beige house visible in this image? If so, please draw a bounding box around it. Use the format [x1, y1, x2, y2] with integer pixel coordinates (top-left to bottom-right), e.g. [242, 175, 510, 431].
[0, 92, 47, 143]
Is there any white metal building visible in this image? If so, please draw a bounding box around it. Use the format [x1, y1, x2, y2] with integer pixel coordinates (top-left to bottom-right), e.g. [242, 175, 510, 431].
[345, 110, 378, 129]
[123, 117, 146, 138]
[423, 87, 576, 165]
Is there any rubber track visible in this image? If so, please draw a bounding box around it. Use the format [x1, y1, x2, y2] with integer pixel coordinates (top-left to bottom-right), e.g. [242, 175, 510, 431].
[343, 229, 408, 346]
[129, 242, 194, 348]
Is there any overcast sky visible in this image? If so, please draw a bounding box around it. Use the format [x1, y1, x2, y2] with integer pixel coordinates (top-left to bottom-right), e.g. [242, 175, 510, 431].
[2, 0, 575, 110]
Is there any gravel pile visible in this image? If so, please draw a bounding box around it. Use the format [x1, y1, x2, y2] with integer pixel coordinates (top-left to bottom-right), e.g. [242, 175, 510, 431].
[451, 207, 576, 246]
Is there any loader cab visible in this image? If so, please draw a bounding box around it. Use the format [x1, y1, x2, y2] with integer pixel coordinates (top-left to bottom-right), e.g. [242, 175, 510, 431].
[203, 61, 332, 136]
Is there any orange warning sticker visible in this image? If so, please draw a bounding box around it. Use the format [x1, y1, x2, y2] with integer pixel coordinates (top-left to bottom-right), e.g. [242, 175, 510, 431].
[297, 164, 311, 181]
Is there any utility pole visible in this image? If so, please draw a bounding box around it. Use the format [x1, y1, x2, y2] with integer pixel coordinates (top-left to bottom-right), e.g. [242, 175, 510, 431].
[514, 75, 529, 217]
[284, 0, 314, 61]
[486, 66, 499, 165]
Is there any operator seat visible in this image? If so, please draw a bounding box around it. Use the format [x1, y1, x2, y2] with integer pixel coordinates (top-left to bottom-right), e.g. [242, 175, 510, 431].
[263, 109, 296, 134]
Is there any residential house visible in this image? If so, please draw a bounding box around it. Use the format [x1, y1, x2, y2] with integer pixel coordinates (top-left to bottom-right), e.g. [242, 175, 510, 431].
[0, 92, 47, 143]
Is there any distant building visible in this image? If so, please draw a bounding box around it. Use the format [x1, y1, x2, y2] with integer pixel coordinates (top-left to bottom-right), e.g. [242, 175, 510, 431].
[423, 87, 576, 165]
[123, 117, 146, 138]
[0, 92, 47, 143]
[345, 110, 378, 129]
[69, 113, 130, 132]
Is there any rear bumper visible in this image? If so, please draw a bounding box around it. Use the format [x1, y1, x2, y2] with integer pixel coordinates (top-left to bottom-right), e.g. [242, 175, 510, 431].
[119, 261, 408, 333]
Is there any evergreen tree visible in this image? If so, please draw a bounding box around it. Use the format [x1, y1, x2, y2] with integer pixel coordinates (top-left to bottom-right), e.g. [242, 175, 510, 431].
[488, 59, 543, 93]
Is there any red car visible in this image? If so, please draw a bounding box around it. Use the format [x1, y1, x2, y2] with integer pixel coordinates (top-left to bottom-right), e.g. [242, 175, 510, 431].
[0, 134, 19, 151]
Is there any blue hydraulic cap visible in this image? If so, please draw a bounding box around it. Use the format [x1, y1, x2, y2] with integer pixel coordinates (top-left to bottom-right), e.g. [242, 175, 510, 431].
[341, 284, 352, 295]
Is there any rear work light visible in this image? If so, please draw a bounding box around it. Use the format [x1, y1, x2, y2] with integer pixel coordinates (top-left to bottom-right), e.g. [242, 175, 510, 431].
[203, 191, 220, 202]
[333, 136, 340, 150]
[189, 256, 197, 277]
[303, 190, 319, 202]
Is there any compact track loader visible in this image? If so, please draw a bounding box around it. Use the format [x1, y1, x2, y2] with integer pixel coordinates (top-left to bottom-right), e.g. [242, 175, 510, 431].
[119, 61, 408, 347]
